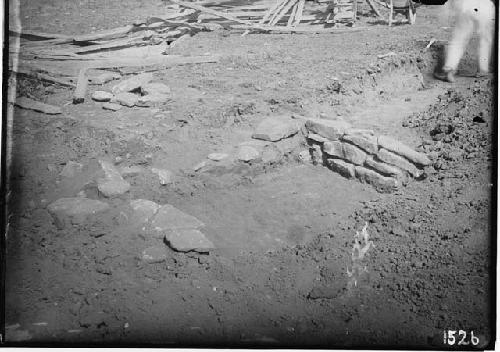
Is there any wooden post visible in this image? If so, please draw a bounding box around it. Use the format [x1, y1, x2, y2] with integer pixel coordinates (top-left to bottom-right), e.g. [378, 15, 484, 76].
[73, 68, 89, 104]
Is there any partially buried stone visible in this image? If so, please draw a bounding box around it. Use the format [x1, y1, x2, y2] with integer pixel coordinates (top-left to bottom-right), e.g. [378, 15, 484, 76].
[91, 91, 113, 102]
[252, 116, 301, 142]
[114, 92, 139, 107]
[327, 159, 355, 178]
[47, 197, 110, 229]
[342, 130, 378, 154]
[305, 117, 351, 140]
[150, 204, 205, 235]
[151, 168, 174, 185]
[97, 160, 131, 197]
[141, 82, 171, 96]
[92, 71, 121, 85]
[120, 165, 143, 176]
[237, 145, 261, 162]
[60, 161, 83, 178]
[130, 199, 160, 224]
[261, 144, 283, 164]
[141, 246, 168, 263]
[164, 228, 214, 253]
[354, 166, 398, 193]
[207, 153, 229, 161]
[112, 72, 154, 94]
[364, 155, 405, 180]
[136, 93, 170, 107]
[102, 102, 122, 111]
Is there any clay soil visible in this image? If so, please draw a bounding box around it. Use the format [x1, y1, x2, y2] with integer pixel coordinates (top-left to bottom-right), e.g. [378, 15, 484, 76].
[4, 0, 496, 348]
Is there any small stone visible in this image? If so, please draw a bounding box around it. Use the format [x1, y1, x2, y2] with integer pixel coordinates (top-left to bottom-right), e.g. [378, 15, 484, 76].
[97, 160, 131, 197]
[150, 204, 205, 235]
[47, 197, 110, 229]
[151, 168, 174, 185]
[323, 141, 344, 158]
[164, 228, 214, 253]
[193, 161, 208, 171]
[60, 161, 83, 178]
[305, 118, 351, 140]
[114, 92, 139, 107]
[102, 102, 122, 111]
[261, 144, 283, 164]
[307, 133, 329, 143]
[252, 116, 301, 142]
[298, 150, 312, 163]
[130, 199, 160, 224]
[112, 72, 154, 94]
[92, 71, 121, 85]
[311, 144, 323, 165]
[354, 166, 399, 193]
[342, 143, 367, 165]
[237, 145, 261, 162]
[342, 131, 378, 154]
[141, 246, 168, 263]
[207, 153, 229, 161]
[141, 82, 171, 95]
[326, 159, 355, 178]
[91, 91, 113, 102]
[120, 165, 143, 176]
[377, 148, 421, 177]
[378, 135, 431, 166]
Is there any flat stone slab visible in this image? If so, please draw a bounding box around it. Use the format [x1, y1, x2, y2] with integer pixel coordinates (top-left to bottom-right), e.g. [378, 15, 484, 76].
[130, 199, 160, 224]
[252, 116, 301, 142]
[237, 145, 261, 162]
[355, 166, 399, 193]
[112, 72, 154, 94]
[141, 82, 171, 95]
[207, 153, 229, 161]
[47, 197, 110, 229]
[327, 158, 355, 179]
[91, 91, 113, 102]
[342, 131, 378, 154]
[102, 102, 122, 111]
[15, 96, 62, 115]
[114, 92, 139, 107]
[92, 71, 121, 85]
[377, 148, 421, 177]
[136, 93, 170, 107]
[305, 118, 351, 141]
[378, 135, 431, 166]
[163, 228, 214, 253]
[150, 204, 205, 234]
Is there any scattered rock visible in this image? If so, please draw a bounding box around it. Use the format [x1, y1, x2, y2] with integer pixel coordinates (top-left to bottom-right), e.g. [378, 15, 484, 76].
[60, 161, 83, 178]
[377, 148, 421, 177]
[92, 71, 121, 85]
[305, 117, 351, 140]
[237, 145, 261, 162]
[252, 116, 301, 142]
[150, 204, 205, 235]
[130, 199, 160, 224]
[97, 160, 131, 197]
[112, 72, 154, 94]
[354, 166, 399, 192]
[114, 92, 139, 107]
[102, 102, 122, 111]
[163, 228, 214, 253]
[207, 153, 229, 161]
[151, 168, 174, 185]
[91, 91, 113, 102]
[141, 246, 168, 263]
[47, 197, 110, 229]
[141, 82, 171, 95]
[326, 158, 355, 178]
[120, 165, 143, 176]
[378, 135, 431, 166]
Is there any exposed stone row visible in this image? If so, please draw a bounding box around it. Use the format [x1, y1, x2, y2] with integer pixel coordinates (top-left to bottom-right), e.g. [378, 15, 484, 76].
[305, 117, 431, 192]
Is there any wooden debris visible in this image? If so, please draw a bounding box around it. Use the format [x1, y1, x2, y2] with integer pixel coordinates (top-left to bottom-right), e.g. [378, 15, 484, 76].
[9, 29, 74, 41]
[11, 67, 76, 87]
[72, 25, 136, 44]
[14, 97, 62, 115]
[232, 24, 368, 34]
[168, 0, 254, 25]
[287, 3, 299, 27]
[294, 0, 306, 26]
[73, 68, 89, 104]
[366, 0, 383, 18]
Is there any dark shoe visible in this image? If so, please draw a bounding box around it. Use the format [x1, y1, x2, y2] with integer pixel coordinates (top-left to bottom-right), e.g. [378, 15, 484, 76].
[434, 69, 455, 83]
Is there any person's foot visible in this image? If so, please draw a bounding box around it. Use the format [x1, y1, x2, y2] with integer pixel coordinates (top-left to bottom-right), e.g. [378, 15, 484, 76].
[475, 70, 491, 78]
[434, 69, 455, 83]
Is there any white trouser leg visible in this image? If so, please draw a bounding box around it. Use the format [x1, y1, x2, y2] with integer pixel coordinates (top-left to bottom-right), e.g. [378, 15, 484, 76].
[444, 9, 474, 71]
[476, 0, 495, 73]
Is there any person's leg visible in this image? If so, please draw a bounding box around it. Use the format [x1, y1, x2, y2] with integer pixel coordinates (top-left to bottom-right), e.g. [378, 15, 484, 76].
[443, 8, 474, 73]
[476, 0, 495, 74]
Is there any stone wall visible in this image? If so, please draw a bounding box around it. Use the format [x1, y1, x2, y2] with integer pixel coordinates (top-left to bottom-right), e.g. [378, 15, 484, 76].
[304, 118, 431, 193]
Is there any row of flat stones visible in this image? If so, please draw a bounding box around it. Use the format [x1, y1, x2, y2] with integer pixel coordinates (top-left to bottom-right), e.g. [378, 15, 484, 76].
[304, 118, 431, 193]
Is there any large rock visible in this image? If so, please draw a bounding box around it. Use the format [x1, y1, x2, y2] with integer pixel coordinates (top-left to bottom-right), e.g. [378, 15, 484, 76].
[112, 72, 154, 94]
[252, 116, 301, 142]
[305, 118, 351, 141]
[163, 228, 215, 253]
[114, 92, 139, 107]
[364, 155, 406, 180]
[150, 204, 205, 236]
[354, 166, 398, 193]
[47, 197, 110, 229]
[97, 160, 131, 197]
[378, 135, 431, 166]
[141, 82, 171, 95]
[130, 199, 160, 224]
[342, 130, 378, 154]
[377, 148, 421, 177]
[342, 143, 367, 165]
[323, 141, 344, 158]
[326, 159, 355, 179]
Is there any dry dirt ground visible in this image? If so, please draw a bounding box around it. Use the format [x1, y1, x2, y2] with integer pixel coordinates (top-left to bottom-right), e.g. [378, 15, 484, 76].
[4, 0, 496, 348]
